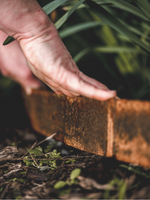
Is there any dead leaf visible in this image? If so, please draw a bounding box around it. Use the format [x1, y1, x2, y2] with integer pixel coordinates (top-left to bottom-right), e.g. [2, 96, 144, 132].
[125, 174, 136, 189]
[77, 176, 115, 190]
[24, 195, 39, 199]
[0, 183, 11, 199]
[3, 168, 22, 178]
[8, 162, 22, 171]
[3, 162, 22, 178]
[0, 146, 18, 160]
[26, 172, 49, 181]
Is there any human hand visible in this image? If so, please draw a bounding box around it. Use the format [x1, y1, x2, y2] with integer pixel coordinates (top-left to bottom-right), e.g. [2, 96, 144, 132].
[0, 30, 42, 94]
[0, 0, 116, 100]
[19, 25, 116, 100]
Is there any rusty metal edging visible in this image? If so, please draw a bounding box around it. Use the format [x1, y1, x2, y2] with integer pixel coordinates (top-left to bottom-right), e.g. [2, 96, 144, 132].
[22, 89, 150, 168]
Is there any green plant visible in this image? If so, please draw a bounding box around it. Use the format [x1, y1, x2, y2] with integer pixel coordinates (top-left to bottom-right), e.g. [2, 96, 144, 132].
[104, 177, 126, 199]
[54, 168, 81, 189]
[65, 159, 76, 164]
[0, 187, 4, 193]
[23, 146, 61, 170]
[120, 164, 150, 178]
[2, 0, 150, 99]
[11, 178, 26, 183]
[4, 0, 150, 52]
[3, 1, 149, 49]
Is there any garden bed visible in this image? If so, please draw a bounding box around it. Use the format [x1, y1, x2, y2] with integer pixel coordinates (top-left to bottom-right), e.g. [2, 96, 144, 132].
[1, 87, 150, 199]
[23, 89, 150, 168]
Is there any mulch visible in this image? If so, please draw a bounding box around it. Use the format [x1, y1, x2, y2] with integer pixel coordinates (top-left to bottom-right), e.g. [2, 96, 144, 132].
[0, 87, 150, 199]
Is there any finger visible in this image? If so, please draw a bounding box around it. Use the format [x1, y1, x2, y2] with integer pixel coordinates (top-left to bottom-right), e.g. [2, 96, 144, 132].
[54, 91, 63, 95]
[59, 88, 80, 97]
[43, 75, 80, 97]
[58, 70, 116, 101]
[50, 84, 79, 97]
[23, 80, 43, 95]
[48, 85, 63, 95]
[58, 89, 77, 97]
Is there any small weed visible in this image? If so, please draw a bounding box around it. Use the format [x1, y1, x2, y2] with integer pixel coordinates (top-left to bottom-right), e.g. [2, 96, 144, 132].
[11, 141, 22, 146]
[65, 159, 76, 164]
[12, 178, 17, 182]
[23, 143, 79, 171]
[27, 146, 43, 156]
[120, 164, 150, 178]
[104, 178, 126, 199]
[0, 187, 4, 193]
[44, 144, 53, 153]
[23, 146, 61, 170]
[11, 178, 26, 183]
[15, 196, 21, 200]
[19, 171, 26, 175]
[54, 168, 81, 189]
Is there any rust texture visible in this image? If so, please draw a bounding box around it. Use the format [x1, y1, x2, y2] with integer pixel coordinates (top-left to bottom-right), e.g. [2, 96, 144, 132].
[22, 89, 150, 168]
[114, 100, 150, 167]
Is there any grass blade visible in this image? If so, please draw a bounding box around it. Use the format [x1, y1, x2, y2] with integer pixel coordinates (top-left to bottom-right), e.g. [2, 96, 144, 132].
[93, 0, 149, 21]
[93, 46, 146, 54]
[133, 0, 150, 21]
[85, 0, 150, 53]
[43, 0, 69, 15]
[55, 0, 85, 30]
[4, 0, 70, 45]
[109, 0, 149, 21]
[74, 46, 146, 63]
[59, 21, 105, 39]
[3, 36, 15, 46]
[73, 47, 90, 63]
[118, 20, 150, 41]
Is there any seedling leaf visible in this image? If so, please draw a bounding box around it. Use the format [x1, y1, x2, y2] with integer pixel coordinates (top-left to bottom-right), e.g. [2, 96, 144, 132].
[70, 168, 81, 180]
[44, 145, 52, 153]
[54, 181, 66, 189]
[28, 146, 43, 156]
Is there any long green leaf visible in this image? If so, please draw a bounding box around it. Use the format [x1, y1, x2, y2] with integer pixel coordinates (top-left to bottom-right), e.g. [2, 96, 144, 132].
[118, 19, 150, 41]
[64, 0, 149, 22]
[73, 46, 146, 63]
[85, 0, 149, 22]
[93, 46, 147, 54]
[73, 48, 90, 63]
[109, 0, 149, 21]
[59, 21, 105, 39]
[133, 0, 150, 21]
[43, 0, 69, 15]
[62, 0, 114, 11]
[85, 0, 150, 53]
[55, 0, 85, 30]
[3, 36, 15, 46]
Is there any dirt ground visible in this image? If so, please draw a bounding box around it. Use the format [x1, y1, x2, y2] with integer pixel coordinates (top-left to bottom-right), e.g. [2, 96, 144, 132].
[1, 86, 150, 199]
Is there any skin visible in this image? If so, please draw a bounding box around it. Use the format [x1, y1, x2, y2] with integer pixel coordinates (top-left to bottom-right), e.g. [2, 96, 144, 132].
[0, 30, 42, 94]
[0, 0, 116, 100]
